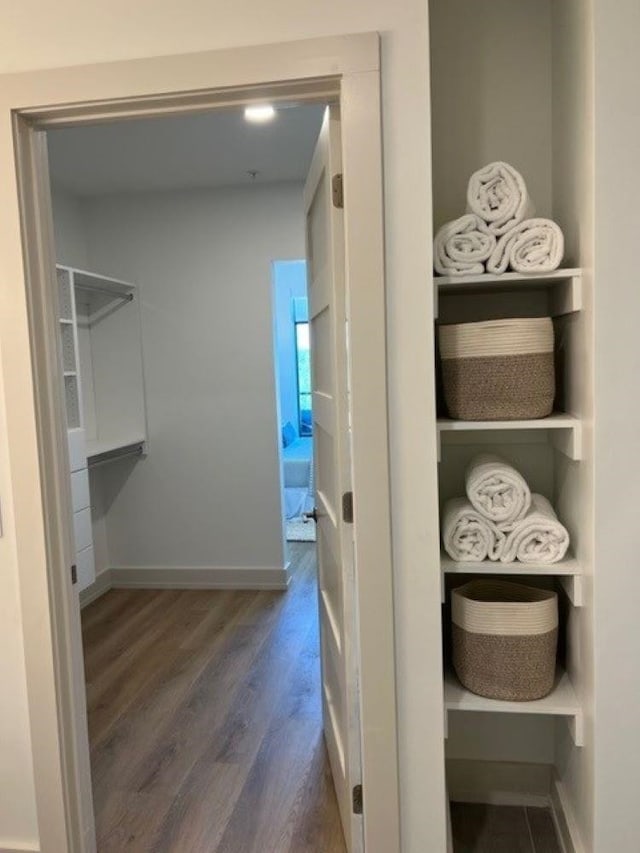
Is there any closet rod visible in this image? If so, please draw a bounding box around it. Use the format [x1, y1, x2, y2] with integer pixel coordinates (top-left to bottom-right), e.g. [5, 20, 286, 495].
[75, 282, 134, 302]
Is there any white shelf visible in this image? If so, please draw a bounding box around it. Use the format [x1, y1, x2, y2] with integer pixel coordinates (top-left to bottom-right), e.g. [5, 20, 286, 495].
[86, 436, 146, 466]
[437, 413, 582, 461]
[434, 268, 582, 318]
[72, 268, 136, 325]
[59, 318, 74, 325]
[441, 552, 584, 606]
[443, 668, 584, 747]
[73, 268, 136, 292]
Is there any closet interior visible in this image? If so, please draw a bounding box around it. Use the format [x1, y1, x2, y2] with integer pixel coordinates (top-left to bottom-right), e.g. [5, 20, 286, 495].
[430, 0, 593, 842]
[57, 264, 147, 590]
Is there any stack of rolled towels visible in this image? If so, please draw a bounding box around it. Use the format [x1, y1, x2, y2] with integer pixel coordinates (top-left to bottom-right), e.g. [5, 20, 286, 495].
[434, 161, 564, 276]
[442, 454, 570, 564]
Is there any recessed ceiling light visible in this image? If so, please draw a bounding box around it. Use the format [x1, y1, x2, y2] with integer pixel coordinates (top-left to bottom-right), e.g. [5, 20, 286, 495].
[244, 104, 276, 123]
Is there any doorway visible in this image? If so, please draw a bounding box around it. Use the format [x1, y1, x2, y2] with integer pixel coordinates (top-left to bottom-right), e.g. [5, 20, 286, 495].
[273, 259, 316, 544]
[4, 37, 400, 852]
[47, 101, 348, 850]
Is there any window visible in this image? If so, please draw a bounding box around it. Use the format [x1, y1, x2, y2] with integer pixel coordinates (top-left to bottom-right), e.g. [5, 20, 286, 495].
[296, 321, 312, 436]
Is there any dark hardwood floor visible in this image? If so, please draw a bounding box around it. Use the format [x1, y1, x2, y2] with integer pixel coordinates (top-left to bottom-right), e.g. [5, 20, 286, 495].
[81, 542, 346, 852]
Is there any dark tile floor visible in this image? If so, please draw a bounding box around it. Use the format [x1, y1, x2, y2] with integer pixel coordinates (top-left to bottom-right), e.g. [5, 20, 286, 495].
[451, 803, 562, 853]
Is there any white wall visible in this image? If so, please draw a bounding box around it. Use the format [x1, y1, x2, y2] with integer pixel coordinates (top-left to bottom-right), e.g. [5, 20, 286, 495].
[0, 197, 86, 852]
[551, 2, 595, 850]
[51, 190, 89, 269]
[0, 362, 39, 845]
[592, 0, 640, 848]
[0, 5, 440, 849]
[81, 183, 303, 573]
[429, 0, 553, 230]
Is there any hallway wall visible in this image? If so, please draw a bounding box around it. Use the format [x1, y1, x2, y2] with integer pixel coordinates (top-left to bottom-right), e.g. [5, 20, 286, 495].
[0, 5, 442, 849]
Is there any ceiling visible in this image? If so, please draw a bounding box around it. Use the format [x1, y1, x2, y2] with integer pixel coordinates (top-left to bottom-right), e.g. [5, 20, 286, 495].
[47, 104, 325, 197]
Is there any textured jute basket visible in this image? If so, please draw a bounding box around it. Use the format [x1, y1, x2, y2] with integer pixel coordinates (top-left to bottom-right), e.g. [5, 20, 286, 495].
[452, 580, 558, 701]
[438, 317, 555, 420]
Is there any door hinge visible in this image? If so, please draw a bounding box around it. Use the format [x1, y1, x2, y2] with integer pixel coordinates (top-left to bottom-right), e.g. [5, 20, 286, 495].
[332, 173, 344, 209]
[71, 563, 78, 585]
[352, 783, 363, 815]
[342, 491, 354, 524]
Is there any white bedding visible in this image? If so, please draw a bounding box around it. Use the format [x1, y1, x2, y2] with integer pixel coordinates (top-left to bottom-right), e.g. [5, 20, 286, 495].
[283, 437, 313, 488]
[282, 437, 314, 520]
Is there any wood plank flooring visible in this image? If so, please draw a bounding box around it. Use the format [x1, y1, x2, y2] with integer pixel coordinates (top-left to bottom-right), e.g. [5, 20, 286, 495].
[81, 542, 346, 853]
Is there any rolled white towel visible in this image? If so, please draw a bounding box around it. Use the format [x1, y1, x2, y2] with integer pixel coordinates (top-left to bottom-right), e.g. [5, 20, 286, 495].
[467, 161, 534, 236]
[433, 214, 496, 276]
[500, 494, 570, 563]
[487, 218, 565, 275]
[466, 454, 531, 526]
[442, 497, 506, 562]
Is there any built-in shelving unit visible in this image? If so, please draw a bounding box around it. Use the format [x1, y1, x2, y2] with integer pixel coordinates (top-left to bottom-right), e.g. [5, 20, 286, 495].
[57, 264, 148, 593]
[62, 264, 148, 467]
[434, 263, 587, 791]
[443, 668, 584, 747]
[429, 2, 594, 843]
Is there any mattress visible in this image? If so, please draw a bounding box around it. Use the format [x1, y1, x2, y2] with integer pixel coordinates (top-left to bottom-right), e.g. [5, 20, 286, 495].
[283, 437, 313, 488]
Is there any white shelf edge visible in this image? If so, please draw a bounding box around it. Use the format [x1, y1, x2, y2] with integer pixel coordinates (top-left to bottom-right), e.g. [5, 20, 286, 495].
[59, 318, 73, 325]
[434, 267, 582, 287]
[440, 553, 584, 607]
[437, 413, 579, 431]
[433, 268, 582, 320]
[437, 414, 582, 462]
[59, 264, 136, 292]
[443, 668, 584, 747]
[441, 552, 580, 575]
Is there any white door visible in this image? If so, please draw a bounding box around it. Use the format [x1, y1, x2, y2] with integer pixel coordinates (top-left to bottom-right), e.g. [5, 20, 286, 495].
[304, 106, 362, 851]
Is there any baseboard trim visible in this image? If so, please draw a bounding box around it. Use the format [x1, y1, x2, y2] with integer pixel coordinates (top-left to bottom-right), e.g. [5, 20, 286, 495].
[111, 563, 290, 590]
[80, 562, 290, 607]
[446, 759, 552, 808]
[551, 776, 585, 853]
[0, 843, 40, 853]
[79, 569, 112, 608]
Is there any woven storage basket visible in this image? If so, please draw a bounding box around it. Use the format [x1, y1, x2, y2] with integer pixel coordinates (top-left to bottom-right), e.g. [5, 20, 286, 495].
[438, 317, 555, 420]
[452, 580, 558, 701]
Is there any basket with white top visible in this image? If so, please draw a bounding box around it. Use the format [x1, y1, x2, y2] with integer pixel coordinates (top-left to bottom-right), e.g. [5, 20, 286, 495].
[438, 317, 555, 420]
[451, 580, 558, 702]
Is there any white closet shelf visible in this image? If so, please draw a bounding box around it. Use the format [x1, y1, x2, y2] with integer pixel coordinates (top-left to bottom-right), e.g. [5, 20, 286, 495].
[86, 436, 146, 467]
[433, 268, 582, 318]
[437, 414, 582, 461]
[74, 268, 135, 292]
[73, 268, 136, 325]
[443, 668, 584, 747]
[441, 552, 584, 606]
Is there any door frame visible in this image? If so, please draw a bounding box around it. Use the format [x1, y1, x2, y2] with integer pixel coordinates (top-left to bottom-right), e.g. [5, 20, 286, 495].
[0, 33, 400, 853]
